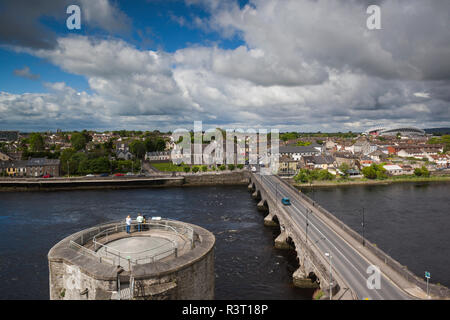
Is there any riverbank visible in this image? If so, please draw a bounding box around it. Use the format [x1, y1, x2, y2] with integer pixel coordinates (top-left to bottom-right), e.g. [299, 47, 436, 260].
[0, 171, 249, 192]
[287, 175, 450, 188]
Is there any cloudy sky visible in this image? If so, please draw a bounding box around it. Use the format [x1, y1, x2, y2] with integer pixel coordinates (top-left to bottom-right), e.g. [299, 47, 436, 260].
[0, 0, 449, 132]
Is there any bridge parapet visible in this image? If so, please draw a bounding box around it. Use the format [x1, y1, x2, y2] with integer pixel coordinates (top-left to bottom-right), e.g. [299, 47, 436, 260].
[249, 173, 353, 299]
[274, 176, 450, 300]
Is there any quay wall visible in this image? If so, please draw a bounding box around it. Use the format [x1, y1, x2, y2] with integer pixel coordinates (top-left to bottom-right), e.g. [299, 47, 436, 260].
[0, 171, 249, 192]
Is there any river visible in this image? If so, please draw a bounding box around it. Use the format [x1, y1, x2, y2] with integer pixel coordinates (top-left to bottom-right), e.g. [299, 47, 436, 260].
[301, 181, 450, 288]
[0, 185, 311, 300]
[1, 181, 448, 299]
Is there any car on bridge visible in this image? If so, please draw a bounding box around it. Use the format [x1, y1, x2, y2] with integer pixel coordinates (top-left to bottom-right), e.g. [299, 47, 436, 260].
[281, 197, 291, 206]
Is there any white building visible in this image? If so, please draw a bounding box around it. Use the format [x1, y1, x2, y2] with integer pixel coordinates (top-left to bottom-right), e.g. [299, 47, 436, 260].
[383, 164, 403, 176]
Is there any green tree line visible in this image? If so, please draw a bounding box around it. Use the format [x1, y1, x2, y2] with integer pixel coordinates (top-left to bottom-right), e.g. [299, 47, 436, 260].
[60, 148, 140, 175]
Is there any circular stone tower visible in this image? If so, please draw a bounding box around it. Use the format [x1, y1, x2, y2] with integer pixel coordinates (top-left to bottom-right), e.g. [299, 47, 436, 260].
[48, 219, 215, 300]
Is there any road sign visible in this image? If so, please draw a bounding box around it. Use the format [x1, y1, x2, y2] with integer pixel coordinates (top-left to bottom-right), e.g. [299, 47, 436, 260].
[425, 271, 431, 279]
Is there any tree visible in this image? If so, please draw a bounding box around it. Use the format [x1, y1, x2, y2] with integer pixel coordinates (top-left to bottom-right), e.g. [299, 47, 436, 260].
[294, 169, 311, 183]
[414, 166, 430, 177]
[60, 148, 76, 175]
[154, 138, 166, 151]
[362, 164, 386, 180]
[362, 166, 377, 179]
[29, 133, 45, 152]
[71, 132, 87, 151]
[144, 136, 166, 152]
[130, 140, 146, 159]
[317, 169, 334, 181]
[70, 152, 88, 175]
[0, 142, 7, 153]
[144, 137, 155, 152]
[339, 163, 350, 178]
[89, 157, 111, 174]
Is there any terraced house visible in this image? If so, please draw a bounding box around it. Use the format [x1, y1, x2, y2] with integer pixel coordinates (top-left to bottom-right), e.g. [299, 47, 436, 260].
[0, 158, 60, 177]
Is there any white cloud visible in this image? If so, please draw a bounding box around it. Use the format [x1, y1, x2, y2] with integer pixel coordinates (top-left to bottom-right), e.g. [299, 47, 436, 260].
[414, 92, 430, 99]
[2, 0, 450, 131]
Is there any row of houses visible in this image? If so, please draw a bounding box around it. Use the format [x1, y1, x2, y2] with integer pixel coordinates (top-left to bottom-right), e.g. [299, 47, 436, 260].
[277, 140, 449, 176]
[388, 144, 444, 158]
[0, 158, 61, 177]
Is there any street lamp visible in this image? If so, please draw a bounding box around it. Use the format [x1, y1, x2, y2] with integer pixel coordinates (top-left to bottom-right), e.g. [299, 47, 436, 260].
[306, 209, 310, 245]
[361, 207, 366, 247]
[325, 252, 333, 300]
[310, 180, 315, 206]
[67, 160, 70, 178]
[275, 183, 280, 214]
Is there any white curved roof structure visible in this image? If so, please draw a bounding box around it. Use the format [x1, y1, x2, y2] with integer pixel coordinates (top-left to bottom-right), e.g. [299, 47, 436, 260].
[363, 126, 425, 136]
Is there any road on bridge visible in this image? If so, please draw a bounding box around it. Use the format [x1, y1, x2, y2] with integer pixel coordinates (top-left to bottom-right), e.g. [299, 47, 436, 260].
[258, 173, 413, 300]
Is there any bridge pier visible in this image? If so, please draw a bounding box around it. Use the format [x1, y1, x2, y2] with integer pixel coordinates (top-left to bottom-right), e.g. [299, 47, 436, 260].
[263, 213, 278, 227]
[257, 200, 268, 212]
[274, 231, 291, 250]
[293, 268, 320, 289]
[247, 183, 253, 191]
[251, 191, 260, 200]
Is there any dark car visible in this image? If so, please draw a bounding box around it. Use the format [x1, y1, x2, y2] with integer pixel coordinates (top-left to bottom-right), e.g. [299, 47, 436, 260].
[281, 197, 291, 205]
[99, 173, 109, 177]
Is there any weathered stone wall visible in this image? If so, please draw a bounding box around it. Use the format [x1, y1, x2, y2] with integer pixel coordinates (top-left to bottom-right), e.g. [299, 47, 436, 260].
[0, 177, 185, 191]
[49, 261, 116, 300]
[0, 171, 249, 191]
[183, 171, 248, 186]
[48, 220, 215, 300]
[132, 246, 215, 300]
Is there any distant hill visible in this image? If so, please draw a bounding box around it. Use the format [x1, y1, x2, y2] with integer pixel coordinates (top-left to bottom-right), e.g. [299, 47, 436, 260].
[424, 128, 450, 135]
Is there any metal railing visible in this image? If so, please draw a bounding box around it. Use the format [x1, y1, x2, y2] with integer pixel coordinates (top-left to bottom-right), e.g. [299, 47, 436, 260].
[68, 219, 196, 269]
[92, 222, 179, 268]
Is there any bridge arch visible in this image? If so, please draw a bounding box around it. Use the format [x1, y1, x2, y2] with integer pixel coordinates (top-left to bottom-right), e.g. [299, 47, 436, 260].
[272, 215, 280, 226]
[263, 200, 269, 212]
[286, 236, 296, 251]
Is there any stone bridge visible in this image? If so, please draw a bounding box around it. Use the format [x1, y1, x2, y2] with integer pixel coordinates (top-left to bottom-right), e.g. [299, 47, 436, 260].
[248, 174, 349, 299]
[246, 172, 449, 300]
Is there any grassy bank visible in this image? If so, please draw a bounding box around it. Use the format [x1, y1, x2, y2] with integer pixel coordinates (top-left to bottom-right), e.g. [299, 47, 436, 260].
[291, 175, 450, 188]
[151, 162, 187, 172]
[150, 162, 244, 173]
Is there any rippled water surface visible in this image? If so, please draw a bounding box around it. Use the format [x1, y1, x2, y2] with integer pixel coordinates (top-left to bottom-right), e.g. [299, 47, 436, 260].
[301, 181, 450, 287]
[0, 186, 311, 300]
[1, 181, 448, 299]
